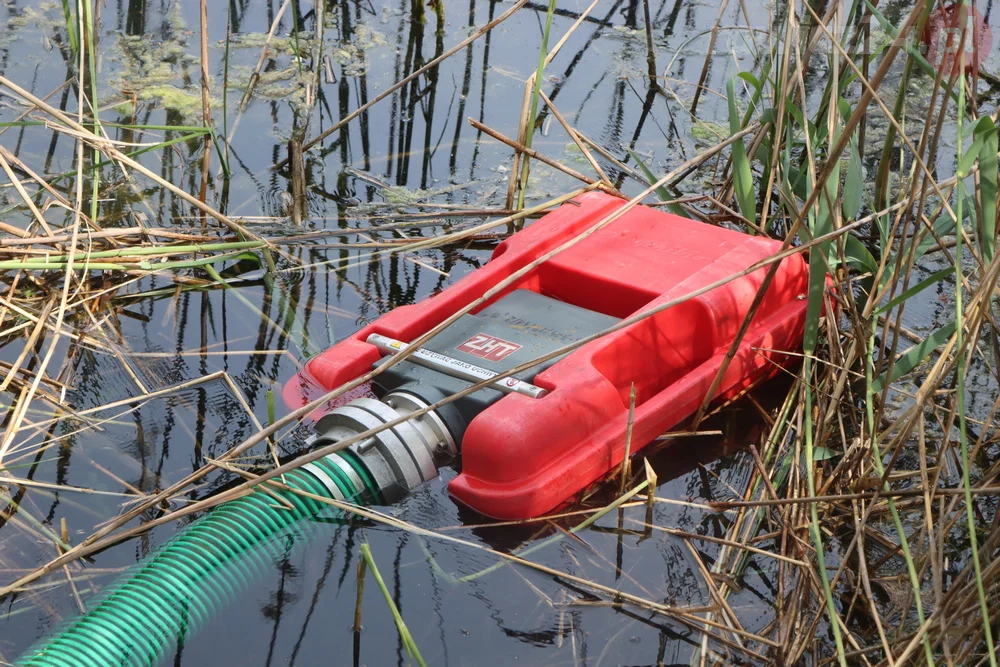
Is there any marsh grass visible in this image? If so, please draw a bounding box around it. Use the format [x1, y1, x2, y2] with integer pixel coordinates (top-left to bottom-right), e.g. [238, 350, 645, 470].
[1, 0, 1000, 664]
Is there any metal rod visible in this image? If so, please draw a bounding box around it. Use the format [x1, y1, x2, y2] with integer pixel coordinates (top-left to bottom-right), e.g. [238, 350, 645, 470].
[366, 334, 548, 399]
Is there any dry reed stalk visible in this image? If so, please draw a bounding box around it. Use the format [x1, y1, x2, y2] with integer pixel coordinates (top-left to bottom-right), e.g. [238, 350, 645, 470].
[199, 0, 211, 125]
[353, 558, 367, 633]
[468, 118, 623, 197]
[290, 187, 593, 272]
[0, 146, 101, 233]
[538, 90, 611, 185]
[618, 384, 636, 496]
[0, 152, 58, 240]
[0, 300, 53, 393]
[237, 0, 291, 115]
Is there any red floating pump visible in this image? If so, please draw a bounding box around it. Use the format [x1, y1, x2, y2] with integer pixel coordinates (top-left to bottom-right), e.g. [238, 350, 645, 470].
[284, 192, 809, 519]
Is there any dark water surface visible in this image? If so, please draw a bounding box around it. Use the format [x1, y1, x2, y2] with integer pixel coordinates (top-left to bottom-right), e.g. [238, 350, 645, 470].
[3, 0, 999, 665]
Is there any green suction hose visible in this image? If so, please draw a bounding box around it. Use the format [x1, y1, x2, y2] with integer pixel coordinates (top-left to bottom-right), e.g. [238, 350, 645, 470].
[17, 452, 379, 667]
[17, 384, 448, 667]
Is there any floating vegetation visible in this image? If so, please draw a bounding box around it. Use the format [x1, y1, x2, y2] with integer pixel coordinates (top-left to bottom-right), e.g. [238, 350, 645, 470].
[331, 24, 389, 77]
[689, 119, 727, 144]
[224, 32, 311, 54]
[227, 65, 305, 100]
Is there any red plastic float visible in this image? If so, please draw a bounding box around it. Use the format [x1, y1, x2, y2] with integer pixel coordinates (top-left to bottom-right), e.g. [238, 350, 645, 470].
[285, 191, 809, 519]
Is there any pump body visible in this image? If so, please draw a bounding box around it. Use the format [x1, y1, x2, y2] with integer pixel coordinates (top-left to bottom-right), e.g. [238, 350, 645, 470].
[285, 191, 810, 519]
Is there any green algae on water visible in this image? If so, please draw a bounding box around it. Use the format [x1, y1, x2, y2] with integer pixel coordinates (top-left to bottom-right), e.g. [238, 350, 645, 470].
[332, 24, 389, 77]
[690, 120, 727, 145]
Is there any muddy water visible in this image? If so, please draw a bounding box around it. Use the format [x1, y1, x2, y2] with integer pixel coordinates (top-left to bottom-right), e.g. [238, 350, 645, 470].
[2, 0, 999, 665]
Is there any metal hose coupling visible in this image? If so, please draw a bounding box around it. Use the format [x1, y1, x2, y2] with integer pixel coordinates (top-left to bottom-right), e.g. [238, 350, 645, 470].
[303, 390, 458, 503]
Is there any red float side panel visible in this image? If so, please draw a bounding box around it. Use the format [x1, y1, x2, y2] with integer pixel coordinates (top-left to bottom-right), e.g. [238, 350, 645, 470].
[284, 192, 810, 519]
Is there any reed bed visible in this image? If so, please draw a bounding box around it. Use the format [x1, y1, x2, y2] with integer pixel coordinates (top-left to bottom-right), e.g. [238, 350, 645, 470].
[1, 0, 999, 664]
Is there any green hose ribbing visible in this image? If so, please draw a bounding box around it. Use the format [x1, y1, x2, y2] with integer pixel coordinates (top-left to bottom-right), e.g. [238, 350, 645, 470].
[17, 454, 373, 667]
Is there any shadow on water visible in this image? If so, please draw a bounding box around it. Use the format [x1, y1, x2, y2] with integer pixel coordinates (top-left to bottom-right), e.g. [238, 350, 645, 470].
[3, 0, 998, 664]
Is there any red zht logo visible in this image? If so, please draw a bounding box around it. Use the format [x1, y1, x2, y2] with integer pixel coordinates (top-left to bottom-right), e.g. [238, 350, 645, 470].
[456, 333, 521, 363]
[923, 2, 993, 76]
